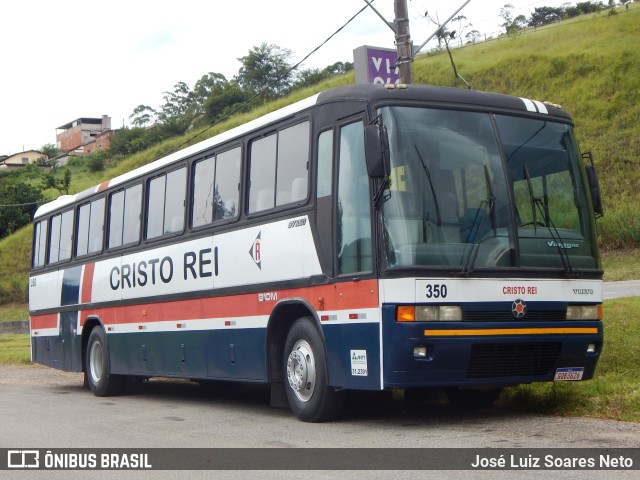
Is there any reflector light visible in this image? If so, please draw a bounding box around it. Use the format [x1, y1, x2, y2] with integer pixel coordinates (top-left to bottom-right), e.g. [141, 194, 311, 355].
[397, 306, 415, 322]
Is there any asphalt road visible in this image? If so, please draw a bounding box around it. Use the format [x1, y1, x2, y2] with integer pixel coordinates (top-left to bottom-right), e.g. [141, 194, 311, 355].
[603, 280, 640, 300]
[0, 365, 638, 479]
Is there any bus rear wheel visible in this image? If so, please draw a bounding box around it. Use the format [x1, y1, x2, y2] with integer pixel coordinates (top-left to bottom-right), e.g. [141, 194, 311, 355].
[283, 317, 343, 422]
[86, 327, 123, 396]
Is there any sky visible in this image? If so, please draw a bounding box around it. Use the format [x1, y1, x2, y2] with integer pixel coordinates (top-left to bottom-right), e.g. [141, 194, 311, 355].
[0, 0, 574, 156]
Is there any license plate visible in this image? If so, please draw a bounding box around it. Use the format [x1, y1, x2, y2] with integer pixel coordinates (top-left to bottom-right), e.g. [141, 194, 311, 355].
[554, 367, 584, 381]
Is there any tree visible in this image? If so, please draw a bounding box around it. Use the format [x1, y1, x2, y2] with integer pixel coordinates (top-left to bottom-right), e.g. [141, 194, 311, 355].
[292, 61, 353, 90]
[192, 72, 228, 112]
[500, 4, 527, 35]
[40, 143, 60, 162]
[235, 43, 295, 99]
[0, 178, 41, 238]
[528, 6, 564, 27]
[465, 30, 482, 44]
[157, 81, 198, 127]
[129, 105, 156, 128]
[41, 166, 71, 195]
[203, 80, 252, 123]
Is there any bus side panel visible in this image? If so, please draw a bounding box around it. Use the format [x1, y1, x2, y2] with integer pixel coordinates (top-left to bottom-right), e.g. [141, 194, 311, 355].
[106, 328, 268, 382]
[323, 322, 381, 390]
[205, 328, 267, 381]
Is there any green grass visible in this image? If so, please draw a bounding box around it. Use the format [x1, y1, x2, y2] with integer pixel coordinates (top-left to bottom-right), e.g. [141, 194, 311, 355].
[0, 303, 29, 322]
[0, 334, 31, 365]
[601, 248, 640, 281]
[0, 225, 32, 305]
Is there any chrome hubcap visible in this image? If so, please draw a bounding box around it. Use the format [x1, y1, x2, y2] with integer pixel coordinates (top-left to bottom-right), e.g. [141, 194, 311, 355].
[89, 341, 103, 384]
[286, 340, 316, 402]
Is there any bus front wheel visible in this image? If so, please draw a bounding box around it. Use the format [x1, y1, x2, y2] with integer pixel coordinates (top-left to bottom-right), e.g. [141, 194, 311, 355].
[283, 317, 343, 422]
[86, 327, 123, 396]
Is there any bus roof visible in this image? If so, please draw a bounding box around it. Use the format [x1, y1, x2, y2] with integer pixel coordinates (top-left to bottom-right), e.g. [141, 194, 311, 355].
[34, 84, 570, 219]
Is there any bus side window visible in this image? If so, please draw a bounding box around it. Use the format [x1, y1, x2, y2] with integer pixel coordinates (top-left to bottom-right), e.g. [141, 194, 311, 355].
[213, 148, 240, 221]
[108, 184, 142, 249]
[76, 198, 105, 256]
[248, 121, 310, 214]
[49, 210, 73, 264]
[147, 167, 186, 239]
[32, 219, 48, 268]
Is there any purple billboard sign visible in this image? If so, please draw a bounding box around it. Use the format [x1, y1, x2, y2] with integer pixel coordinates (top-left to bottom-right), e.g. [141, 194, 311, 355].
[353, 46, 400, 85]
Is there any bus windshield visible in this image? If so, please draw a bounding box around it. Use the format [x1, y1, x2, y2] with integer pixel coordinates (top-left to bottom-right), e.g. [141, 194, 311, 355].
[379, 106, 599, 272]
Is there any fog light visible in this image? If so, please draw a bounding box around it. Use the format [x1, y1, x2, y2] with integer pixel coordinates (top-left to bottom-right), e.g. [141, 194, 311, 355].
[439, 306, 462, 321]
[587, 343, 596, 354]
[567, 305, 601, 321]
[413, 346, 428, 358]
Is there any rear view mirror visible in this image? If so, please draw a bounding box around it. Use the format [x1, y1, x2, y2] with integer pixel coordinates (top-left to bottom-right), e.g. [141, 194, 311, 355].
[365, 123, 390, 178]
[583, 152, 603, 217]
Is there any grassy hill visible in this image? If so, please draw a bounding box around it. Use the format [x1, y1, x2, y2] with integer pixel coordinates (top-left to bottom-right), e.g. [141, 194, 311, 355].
[1, 6, 639, 318]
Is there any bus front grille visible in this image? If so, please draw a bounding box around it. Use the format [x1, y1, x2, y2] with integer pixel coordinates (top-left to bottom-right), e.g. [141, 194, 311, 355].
[467, 342, 561, 378]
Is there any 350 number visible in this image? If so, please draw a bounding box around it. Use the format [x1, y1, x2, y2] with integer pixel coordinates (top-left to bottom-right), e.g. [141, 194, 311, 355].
[425, 284, 447, 299]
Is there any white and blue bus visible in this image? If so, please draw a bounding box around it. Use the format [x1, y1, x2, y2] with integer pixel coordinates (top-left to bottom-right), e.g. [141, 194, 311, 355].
[29, 84, 604, 421]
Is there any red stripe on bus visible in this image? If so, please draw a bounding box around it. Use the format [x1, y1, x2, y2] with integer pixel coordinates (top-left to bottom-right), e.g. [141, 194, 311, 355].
[81, 262, 95, 304]
[30, 313, 58, 330]
[79, 279, 379, 325]
[96, 181, 110, 192]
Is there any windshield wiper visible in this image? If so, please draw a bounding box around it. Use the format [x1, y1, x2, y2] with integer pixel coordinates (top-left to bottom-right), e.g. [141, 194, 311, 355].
[414, 145, 442, 226]
[459, 197, 495, 276]
[373, 177, 390, 207]
[458, 166, 497, 276]
[522, 165, 578, 277]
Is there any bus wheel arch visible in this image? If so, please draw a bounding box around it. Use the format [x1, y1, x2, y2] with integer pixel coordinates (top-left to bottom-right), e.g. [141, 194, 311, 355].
[83, 320, 123, 396]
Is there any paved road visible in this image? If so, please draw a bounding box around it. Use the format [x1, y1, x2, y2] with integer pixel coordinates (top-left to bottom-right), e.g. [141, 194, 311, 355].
[603, 280, 640, 300]
[0, 365, 638, 479]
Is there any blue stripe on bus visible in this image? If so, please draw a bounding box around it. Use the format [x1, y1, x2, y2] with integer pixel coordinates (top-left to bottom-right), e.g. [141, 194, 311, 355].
[61, 266, 82, 306]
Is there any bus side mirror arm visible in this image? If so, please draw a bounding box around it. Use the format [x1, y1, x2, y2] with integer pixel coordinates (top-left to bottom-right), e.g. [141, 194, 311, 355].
[582, 152, 604, 218]
[365, 123, 390, 178]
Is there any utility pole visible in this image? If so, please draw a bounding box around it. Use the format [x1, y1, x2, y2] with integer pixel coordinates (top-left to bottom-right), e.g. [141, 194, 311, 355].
[394, 0, 413, 84]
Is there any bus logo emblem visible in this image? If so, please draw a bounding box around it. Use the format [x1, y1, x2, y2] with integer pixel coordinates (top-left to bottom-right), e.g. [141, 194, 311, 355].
[512, 299, 527, 319]
[249, 232, 262, 269]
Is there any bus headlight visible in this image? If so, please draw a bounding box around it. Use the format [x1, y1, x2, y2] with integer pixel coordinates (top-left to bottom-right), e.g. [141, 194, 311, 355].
[566, 304, 602, 321]
[397, 305, 462, 322]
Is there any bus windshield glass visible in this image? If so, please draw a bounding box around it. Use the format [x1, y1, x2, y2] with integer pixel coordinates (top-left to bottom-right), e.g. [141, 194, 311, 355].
[379, 106, 598, 272]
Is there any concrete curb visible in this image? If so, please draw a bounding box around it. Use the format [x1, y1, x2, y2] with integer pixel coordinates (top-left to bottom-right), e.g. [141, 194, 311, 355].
[0, 320, 29, 334]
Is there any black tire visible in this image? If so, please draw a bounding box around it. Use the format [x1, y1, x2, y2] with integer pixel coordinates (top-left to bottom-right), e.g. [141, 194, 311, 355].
[283, 317, 344, 422]
[444, 387, 502, 408]
[85, 326, 123, 397]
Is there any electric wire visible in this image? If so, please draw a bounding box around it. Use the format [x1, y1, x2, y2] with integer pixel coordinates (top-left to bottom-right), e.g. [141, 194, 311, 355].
[161, 1, 374, 159]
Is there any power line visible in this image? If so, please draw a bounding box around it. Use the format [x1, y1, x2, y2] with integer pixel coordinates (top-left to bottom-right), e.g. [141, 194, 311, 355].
[162, 2, 373, 158]
[0, 201, 42, 208]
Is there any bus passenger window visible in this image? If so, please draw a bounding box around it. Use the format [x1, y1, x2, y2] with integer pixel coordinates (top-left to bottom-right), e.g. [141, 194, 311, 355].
[248, 121, 310, 214]
[32, 220, 48, 268]
[147, 168, 186, 239]
[76, 198, 105, 256]
[108, 184, 141, 249]
[192, 148, 241, 226]
[49, 210, 73, 264]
